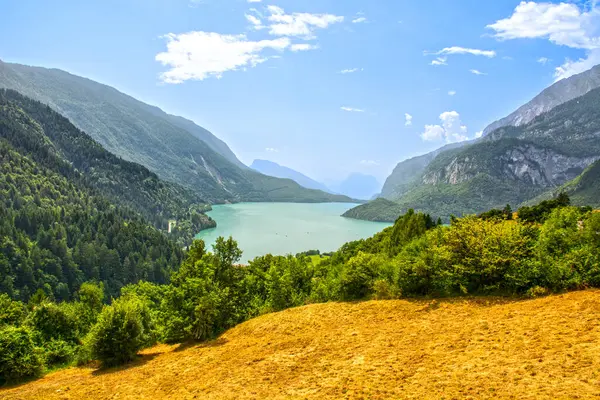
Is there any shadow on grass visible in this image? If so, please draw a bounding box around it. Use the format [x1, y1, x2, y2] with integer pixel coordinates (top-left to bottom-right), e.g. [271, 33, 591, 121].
[174, 337, 228, 352]
[91, 351, 162, 376]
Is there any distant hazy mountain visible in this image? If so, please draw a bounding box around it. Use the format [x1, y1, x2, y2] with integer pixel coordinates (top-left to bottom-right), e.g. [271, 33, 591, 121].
[250, 160, 331, 192]
[334, 173, 380, 200]
[482, 64, 600, 136]
[0, 60, 353, 204]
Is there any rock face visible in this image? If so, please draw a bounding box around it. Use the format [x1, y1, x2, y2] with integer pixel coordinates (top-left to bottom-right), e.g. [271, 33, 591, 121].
[482, 64, 600, 136]
[422, 144, 598, 188]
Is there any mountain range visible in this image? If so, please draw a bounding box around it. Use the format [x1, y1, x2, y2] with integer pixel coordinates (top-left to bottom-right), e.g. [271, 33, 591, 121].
[348, 64, 600, 222]
[250, 159, 332, 193]
[0, 60, 352, 205]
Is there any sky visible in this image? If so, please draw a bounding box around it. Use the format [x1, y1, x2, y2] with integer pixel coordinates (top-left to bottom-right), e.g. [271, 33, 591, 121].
[2, 0, 600, 184]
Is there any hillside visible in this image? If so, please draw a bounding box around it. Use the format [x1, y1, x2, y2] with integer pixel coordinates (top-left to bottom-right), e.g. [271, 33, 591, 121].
[342, 198, 403, 222]
[0, 61, 352, 204]
[250, 159, 332, 193]
[0, 89, 215, 236]
[4, 290, 600, 399]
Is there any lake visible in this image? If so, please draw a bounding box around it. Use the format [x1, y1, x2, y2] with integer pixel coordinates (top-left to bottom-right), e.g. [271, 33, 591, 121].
[196, 203, 392, 262]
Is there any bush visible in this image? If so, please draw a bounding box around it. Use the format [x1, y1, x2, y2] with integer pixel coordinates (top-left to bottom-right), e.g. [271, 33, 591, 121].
[42, 339, 76, 367]
[86, 297, 154, 367]
[0, 294, 26, 327]
[27, 302, 79, 344]
[0, 326, 42, 384]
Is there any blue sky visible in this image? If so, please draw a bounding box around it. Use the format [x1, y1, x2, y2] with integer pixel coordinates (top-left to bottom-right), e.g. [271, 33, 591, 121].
[2, 0, 599, 184]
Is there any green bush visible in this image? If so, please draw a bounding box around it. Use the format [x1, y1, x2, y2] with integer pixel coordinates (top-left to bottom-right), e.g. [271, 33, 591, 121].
[0, 294, 26, 327]
[0, 326, 42, 384]
[86, 297, 154, 367]
[27, 302, 79, 344]
[42, 339, 76, 367]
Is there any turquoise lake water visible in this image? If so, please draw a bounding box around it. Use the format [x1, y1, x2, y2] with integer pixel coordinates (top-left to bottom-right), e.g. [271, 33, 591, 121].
[196, 203, 391, 262]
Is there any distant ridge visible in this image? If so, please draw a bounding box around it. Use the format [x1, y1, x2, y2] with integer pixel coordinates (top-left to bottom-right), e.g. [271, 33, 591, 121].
[250, 159, 332, 193]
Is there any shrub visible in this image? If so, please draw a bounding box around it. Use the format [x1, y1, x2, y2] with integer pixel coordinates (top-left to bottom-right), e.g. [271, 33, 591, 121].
[27, 302, 79, 344]
[42, 339, 76, 367]
[86, 297, 154, 367]
[0, 326, 42, 384]
[0, 294, 26, 327]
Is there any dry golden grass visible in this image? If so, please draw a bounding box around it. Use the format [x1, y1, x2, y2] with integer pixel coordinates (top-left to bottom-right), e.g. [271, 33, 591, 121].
[3, 290, 600, 400]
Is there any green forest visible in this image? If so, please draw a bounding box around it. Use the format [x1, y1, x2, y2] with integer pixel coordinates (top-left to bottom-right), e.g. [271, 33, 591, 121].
[3, 192, 600, 384]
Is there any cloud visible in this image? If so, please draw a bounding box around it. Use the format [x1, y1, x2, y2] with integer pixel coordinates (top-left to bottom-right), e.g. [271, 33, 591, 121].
[248, 0, 261, 2]
[537, 56, 551, 65]
[430, 57, 447, 66]
[341, 107, 365, 112]
[290, 43, 318, 52]
[352, 17, 367, 23]
[448, 90, 457, 96]
[404, 113, 413, 126]
[339, 68, 362, 74]
[429, 46, 496, 58]
[420, 111, 469, 143]
[265, 147, 279, 152]
[265, 5, 344, 39]
[360, 160, 380, 166]
[475, 130, 483, 138]
[470, 69, 487, 75]
[245, 14, 265, 30]
[487, 1, 600, 81]
[156, 32, 291, 83]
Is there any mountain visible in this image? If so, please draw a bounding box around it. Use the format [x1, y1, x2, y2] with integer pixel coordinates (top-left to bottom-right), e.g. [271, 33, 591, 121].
[0, 61, 352, 204]
[482, 64, 600, 136]
[6, 290, 599, 399]
[0, 90, 197, 300]
[348, 84, 600, 221]
[0, 88, 215, 241]
[250, 159, 331, 192]
[342, 198, 403, 222]
[380, 141, 468, 200]
[333, 173, 380, 200]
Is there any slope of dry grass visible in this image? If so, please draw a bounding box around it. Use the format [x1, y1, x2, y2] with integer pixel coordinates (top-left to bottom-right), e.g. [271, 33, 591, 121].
[3, 290, 600, 400]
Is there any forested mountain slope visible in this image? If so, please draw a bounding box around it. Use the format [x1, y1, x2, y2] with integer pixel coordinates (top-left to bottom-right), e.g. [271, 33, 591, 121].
[0, 139, 185, 301]
[0, 89, 215, 236]
[0, 61, 352, 204]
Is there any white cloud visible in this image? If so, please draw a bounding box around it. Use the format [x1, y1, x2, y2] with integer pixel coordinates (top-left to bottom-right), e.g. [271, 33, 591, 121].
[248, 0, 261, 2]
[341, 107, 365, 112]
[487, 1, 600, 81]
[265, 147, 279, 152]
[156, 32, 291, 83]
[420, 111, 469, 143]
[404, 113, 413, 126]
[470, 69, 487, 75]
[448, 90, 457, 96]
[360, 160, 380, 166]
[339, 68, 362, 74]
[537, 56, 551, 65]
[352, 17, 367, 23]
[265, 5, 344, 39]
[245, 14, 264, 30]
[475, 130, 483, 138]
[430, 57, 447, 66]
[290, 43, 318, 52]
[430, 46, 496, 58]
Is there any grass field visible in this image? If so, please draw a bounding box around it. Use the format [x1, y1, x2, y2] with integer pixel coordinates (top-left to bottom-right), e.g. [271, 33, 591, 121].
[3, 290, 600, 399]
